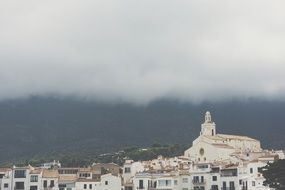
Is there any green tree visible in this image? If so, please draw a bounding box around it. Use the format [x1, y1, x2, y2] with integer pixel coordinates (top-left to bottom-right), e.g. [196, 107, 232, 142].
[261, 159, 285, 190]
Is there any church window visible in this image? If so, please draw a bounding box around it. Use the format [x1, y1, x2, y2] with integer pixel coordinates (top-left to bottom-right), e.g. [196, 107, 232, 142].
[199, 148, 204, 156]
[124, 167, 131, 173]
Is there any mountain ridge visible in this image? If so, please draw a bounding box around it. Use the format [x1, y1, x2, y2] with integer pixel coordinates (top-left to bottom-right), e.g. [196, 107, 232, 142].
[0, 96, 284, 163]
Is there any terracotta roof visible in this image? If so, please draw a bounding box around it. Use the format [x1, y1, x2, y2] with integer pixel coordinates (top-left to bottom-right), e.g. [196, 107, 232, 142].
[59, 175, 78, 182]
[30, 169, 42, 174]
[42, 169, 59, 178]
[77, 178, 100, 182]
[222, 163, 239, 169]
[0, 168, 11, 172]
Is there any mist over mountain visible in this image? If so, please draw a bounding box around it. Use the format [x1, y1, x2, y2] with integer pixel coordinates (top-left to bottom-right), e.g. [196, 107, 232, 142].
[1, 1, 285, 105]
[0, 97, 284, 163]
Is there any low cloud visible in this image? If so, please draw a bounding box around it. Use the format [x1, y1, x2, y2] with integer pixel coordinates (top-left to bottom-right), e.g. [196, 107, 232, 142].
[0, 0, 285, 104]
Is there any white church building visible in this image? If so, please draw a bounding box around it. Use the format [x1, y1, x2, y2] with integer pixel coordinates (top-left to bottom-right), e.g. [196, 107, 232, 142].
[184, 111, 263, 163]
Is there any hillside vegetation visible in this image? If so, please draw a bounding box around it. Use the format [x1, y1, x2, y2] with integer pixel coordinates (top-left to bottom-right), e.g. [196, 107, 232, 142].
[0, 97, 284, 164]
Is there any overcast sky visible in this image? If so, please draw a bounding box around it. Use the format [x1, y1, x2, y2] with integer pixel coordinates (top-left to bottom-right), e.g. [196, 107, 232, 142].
[0, 1, 285, 104]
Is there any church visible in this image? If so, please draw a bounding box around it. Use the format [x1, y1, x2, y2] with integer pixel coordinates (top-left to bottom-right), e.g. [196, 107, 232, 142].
[184, 111, 262, 162]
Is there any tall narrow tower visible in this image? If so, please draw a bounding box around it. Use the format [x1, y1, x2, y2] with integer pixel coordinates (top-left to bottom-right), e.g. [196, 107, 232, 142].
[200, 111, 216, 136]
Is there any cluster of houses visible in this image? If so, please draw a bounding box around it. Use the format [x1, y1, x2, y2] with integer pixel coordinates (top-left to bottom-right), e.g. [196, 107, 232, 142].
[0, 162, 122, 190]
[0, 112, 284, 190]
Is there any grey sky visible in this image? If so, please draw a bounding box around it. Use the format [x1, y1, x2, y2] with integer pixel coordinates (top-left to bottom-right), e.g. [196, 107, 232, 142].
[0, 1, 285, 104]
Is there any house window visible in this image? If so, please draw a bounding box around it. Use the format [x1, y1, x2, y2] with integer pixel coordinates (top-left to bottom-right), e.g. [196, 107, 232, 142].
[59, 184, 66, 190]
[50, 180, 54, 187]
[182, 178, 188, 183]
[30, 175, 38, 182]
[124, 167, 131, 173]
[211, 185, 218, 190]
[139, 180, 143, 189]
[158, 180, 171, 186]
[250, 168, 253, 174]
[105, 181, 108, 185]
[165, 180, 171, 186]
[80, 173, 91, 178]
[193, 176, 199, 183]
[15, 182, 25, 189]
[194, 186, 205, 190]
[212, 176, 217, 181]
[174, 180, 178, 185]
[4, 183, 8, 188]
[14, 170, 26, 178]
[84, 184, 87, 189]
[30, 186, 38, 190]
[229, 181, 235, 190]
[89, 184, 92, 189]
[43, 180, 47, 188]
[252, 181, 255, 186]
[222, 181, 226, 190]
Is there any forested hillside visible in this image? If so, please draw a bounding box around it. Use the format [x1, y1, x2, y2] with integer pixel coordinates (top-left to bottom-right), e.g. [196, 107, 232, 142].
[0, 97, 284, 163]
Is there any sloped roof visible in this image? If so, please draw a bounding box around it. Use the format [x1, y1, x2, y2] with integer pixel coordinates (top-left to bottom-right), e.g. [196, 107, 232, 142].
[0, 168, 11, 172]
[42, 169, 59, 178]
[59, 175, 77, 182]
[77, 178, 100, 182]
[30, 169, 42, 174]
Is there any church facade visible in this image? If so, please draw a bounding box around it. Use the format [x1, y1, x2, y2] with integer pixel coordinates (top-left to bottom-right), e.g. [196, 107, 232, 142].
[185, 111, 262, 162]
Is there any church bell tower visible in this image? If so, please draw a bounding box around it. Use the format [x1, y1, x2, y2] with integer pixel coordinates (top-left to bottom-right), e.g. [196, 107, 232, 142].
[200, 111, 216, 136]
